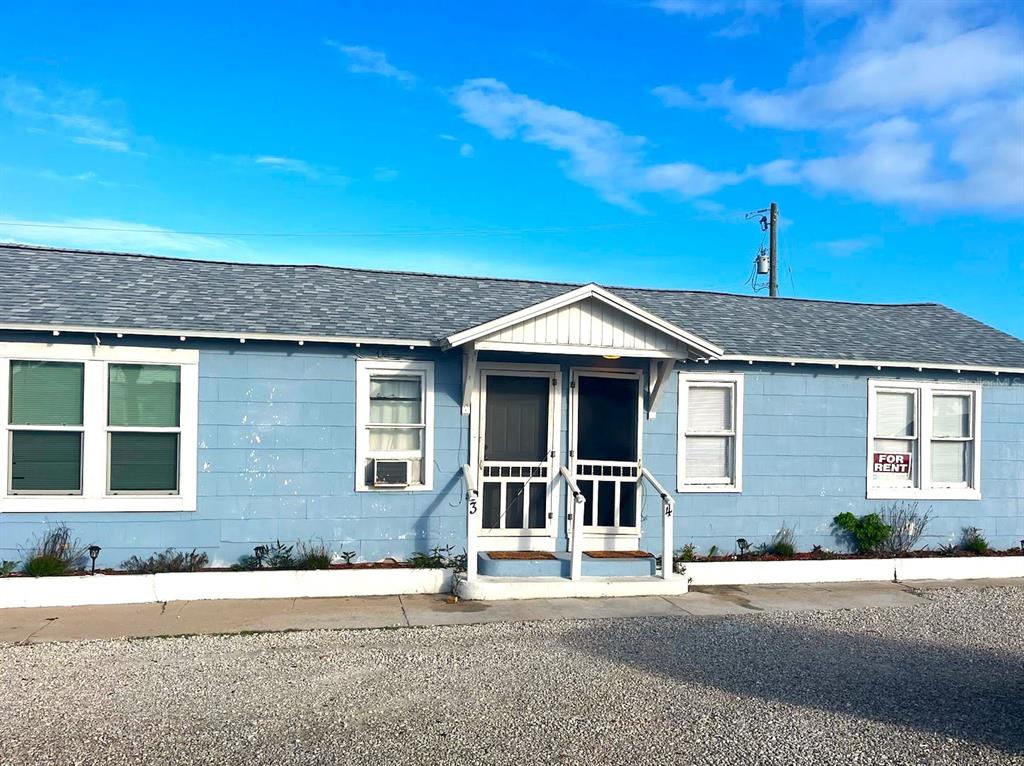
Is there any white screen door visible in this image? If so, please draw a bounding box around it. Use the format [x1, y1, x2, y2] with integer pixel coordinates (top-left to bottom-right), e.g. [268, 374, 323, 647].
[569, 369, 642, 536]
[478, 369, 558, 536]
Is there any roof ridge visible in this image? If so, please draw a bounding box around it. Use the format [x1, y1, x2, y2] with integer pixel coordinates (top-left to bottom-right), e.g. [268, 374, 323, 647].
[0, 241, 949, 310]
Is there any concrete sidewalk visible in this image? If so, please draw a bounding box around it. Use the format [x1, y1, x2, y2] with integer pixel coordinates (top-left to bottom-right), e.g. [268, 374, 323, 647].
[1, 578, 1018, 645]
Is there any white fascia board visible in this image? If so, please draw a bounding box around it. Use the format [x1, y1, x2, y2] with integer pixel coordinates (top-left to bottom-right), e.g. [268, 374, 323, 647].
[0, 322, 435, 347]
[715, 354, 1024, 375]
[443, 283, 724, 357]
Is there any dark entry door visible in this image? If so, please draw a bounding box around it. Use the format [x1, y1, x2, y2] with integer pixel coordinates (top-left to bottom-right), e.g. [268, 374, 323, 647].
[571, 370, 641, 534]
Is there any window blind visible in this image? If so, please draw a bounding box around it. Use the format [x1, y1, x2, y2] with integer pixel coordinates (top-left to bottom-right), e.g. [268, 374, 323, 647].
[688, 386, 731, 432]
[9, 361, 84, 425]
[109, 432, 179, 492]
[10, 431, 82, 492]
[108, 364, 180, 427]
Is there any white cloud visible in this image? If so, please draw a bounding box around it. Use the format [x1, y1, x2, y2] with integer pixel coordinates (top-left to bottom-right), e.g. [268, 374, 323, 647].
[651, 85, 698, 109]
[326, 42, 416, 86]
[459, 142, 475, 158]
[455, 78, 744, 208]
[0, 77, 142, 153]
[229, 154, 349, 185]
[72, 136, 131, 152]
[0, 216, 234, 256]
[657, 1, 1024, 213]
[650, 0, 780, 37]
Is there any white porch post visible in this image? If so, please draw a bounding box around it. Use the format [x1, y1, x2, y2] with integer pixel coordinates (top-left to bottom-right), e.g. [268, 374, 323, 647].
[570, 494, 585, 581]
[662, 495, 675, 581]
[560, 466, 586, 581]
[462, 464, 479, 581]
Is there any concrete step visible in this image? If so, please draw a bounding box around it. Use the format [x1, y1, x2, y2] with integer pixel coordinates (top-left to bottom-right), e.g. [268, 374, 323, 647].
[478, 551, 656, 578]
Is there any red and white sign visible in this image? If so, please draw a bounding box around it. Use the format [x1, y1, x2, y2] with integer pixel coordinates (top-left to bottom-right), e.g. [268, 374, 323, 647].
[873, 452, 911, 474]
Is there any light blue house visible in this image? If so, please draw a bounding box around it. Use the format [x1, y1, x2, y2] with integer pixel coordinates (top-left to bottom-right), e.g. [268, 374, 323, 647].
[1, 243, 1022, 585]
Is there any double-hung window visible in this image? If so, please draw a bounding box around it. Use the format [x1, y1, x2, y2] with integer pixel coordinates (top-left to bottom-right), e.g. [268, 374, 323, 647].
[867, 380, 981, 500]
[108, 364, 181, 494]
[677, 373, 744, 492]
[0, 343, 198, 512]
[355, 359, 434, 491]
[8, 361, 85, 494]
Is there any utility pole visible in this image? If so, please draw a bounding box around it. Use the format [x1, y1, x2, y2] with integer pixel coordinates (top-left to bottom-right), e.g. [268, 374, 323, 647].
[768, 201, 778, 298]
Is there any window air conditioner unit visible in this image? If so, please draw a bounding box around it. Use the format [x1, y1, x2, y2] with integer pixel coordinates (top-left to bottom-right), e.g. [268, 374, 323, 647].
[373, 458, 411, 488]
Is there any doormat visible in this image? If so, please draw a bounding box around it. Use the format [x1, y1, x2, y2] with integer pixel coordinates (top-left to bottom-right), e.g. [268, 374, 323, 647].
[487, 551, 557, 560]
[584, 550, 654, 559]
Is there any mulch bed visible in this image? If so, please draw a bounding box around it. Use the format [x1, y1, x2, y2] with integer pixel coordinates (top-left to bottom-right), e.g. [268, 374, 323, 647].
[487, 551, 557, 560]
[694, 548, 1024, 563]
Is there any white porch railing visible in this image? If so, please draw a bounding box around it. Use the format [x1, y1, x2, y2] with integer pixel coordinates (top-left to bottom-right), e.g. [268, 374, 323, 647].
[640, 467, 675, 581]
[559, 465, 587, 581]
[463, 464, 480, 581]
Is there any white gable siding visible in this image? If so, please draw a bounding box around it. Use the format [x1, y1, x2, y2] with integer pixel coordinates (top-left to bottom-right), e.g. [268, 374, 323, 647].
[481, 297, 690, 355]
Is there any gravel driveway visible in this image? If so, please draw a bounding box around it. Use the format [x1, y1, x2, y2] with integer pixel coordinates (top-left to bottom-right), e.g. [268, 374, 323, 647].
[2, 585, 1022, 765]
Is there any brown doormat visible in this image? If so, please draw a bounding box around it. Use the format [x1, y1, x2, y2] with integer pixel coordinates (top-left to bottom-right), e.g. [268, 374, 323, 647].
[584, 550, 654, 559]
[487, 551, 557, 560]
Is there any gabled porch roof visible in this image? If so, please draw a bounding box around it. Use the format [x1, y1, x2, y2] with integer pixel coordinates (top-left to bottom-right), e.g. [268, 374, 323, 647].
[442, 283, 724, 359]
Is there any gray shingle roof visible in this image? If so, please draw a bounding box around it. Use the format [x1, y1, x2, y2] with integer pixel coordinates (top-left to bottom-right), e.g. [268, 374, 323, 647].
[2, 243, 1023, 368]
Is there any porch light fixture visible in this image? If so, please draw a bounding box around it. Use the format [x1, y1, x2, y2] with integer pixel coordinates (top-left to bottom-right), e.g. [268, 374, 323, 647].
[602, 354, 621, 360]
[88, 545, 101, 574]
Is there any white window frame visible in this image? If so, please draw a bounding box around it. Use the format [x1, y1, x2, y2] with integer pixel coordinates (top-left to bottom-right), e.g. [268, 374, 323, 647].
[866, 379, 982, 500]
[355, 359, 434, 492]
[0, 342, 198, 513]
[677, 372, 744, 493]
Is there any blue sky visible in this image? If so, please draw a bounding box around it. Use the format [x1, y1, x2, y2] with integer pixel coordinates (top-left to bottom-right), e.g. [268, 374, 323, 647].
[1, 0, 1022, 336]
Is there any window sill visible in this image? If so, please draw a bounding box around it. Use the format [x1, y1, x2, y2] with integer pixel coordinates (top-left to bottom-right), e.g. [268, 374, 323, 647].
[355, 484, 433, 493]
[677, 484, 742, 494]
[0, 495, 197, 513]
[866, 487, 981, 501]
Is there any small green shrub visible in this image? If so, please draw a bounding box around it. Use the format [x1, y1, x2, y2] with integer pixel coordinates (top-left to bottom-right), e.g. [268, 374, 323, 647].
[23, 555, 67, 577]
[1, 560, 18, 576]
[765, 527, 797, 558]
[339, 550, 357, 565]
[675, 543, 698, 563]
[937, 542, 958, 556]
[833, 512, 892, 553]
[409, 545, 463, 570]
[959, 527, 989, 555]
[21, 524, 88, 577]
[707, 544, 720, 559]
[265, 540, 295, 570]
[295, 540, 333, 570]
[121, 548, 209, 574]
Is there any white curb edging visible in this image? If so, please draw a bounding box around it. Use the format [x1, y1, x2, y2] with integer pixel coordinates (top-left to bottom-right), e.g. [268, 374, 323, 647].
[0, 568, 454, 609]
[684, 556, 1024, 586]
[457, 574, 689, 601]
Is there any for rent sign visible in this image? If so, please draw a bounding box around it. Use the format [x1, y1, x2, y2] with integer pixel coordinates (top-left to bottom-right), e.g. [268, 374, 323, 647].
[873, 452, 911, 474]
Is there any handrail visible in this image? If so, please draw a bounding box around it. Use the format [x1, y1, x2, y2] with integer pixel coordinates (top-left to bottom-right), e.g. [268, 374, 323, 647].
[558, 465, 585, 503]
[558, 465, 587, 582]
[640, 467, 675, 515]
[640, 467, 676, 581]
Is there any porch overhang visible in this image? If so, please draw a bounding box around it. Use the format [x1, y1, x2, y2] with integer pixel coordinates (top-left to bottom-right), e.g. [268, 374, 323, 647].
[442, 283, 725, 359]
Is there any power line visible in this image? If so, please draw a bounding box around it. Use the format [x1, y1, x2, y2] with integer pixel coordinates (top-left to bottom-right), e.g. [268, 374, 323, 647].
[0, 220, 641, 239]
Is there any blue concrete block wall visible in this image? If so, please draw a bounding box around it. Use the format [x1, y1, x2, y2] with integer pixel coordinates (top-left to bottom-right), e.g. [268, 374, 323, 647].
[1, 333, 1021, 569]
[0, 335, 469, 569]
[639, 364, 1024, 556]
